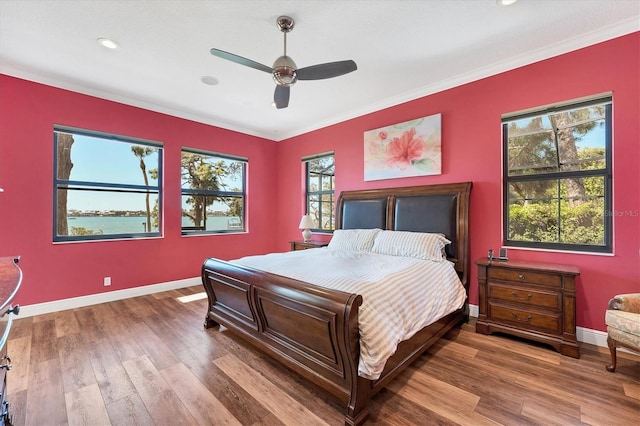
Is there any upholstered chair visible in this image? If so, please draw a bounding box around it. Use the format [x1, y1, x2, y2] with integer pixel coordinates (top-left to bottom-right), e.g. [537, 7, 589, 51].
[605, 293, 640, 372]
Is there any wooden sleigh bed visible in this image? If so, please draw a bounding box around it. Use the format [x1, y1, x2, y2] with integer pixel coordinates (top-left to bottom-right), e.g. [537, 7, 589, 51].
[201, 182, 472, 425]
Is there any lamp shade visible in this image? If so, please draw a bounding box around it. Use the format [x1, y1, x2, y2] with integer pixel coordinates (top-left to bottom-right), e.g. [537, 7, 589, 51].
[298, 214, 314, 229]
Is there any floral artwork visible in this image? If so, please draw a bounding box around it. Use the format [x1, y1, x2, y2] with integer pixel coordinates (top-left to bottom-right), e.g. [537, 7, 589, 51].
[364, 113, 441, 181]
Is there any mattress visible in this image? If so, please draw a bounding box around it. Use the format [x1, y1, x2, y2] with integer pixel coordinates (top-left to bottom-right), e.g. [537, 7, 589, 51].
[231, 247, 466, 379]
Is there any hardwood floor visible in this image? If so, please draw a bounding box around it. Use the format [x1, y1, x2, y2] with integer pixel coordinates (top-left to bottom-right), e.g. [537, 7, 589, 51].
[6, 285, 639, 425]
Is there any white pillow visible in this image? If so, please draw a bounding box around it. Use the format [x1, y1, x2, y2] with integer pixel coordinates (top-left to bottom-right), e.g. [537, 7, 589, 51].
[371, 230, 450, 261]
[328, 228, 382, 252]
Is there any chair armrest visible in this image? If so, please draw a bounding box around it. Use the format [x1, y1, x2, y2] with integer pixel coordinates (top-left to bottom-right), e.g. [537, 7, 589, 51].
[608, 293, 640, 314]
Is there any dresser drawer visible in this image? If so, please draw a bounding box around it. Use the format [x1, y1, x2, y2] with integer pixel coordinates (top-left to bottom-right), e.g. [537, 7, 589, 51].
[488, 283, 561, 310]
[488, 302, 561, 333]
[488, 267, 561, 288]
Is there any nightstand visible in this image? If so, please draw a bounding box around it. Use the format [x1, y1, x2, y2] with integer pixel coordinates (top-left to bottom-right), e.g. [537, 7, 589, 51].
[475, 257, 580, 358]
[290, 241, 329, 251]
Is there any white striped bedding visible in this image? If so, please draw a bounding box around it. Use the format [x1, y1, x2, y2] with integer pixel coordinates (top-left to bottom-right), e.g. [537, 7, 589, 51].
[231, 248, 466, 380]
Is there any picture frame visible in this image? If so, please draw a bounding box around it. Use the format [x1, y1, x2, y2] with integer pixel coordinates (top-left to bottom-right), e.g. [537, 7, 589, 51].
[364, 113, 442, 181]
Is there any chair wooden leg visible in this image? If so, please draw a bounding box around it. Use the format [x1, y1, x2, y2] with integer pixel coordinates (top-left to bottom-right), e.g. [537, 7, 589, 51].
[606, 335, 617, 372]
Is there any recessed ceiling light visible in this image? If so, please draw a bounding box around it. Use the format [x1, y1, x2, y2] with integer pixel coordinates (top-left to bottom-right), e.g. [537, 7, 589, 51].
[200, 76, 219, 86]
[498, 0, 518, 5]
[97, 37, 119, 49]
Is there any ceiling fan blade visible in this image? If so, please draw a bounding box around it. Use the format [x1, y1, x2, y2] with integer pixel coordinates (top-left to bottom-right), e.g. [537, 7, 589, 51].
[274, 85, 290, 109]
[210, 48, 273, 74]
[296, 60, 357, 80]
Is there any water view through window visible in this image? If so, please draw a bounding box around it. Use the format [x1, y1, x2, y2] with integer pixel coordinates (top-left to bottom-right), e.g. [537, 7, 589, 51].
[54, 127, 163, 241]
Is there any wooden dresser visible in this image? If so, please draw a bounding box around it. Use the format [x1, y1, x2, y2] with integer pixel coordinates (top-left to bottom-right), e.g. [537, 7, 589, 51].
[0, 257, 22, 426]
[475, 257, 580, 358]
[289, 240, 329, 251]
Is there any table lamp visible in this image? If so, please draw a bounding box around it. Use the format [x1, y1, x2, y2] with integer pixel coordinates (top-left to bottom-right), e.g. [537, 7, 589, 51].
[298, 214, 314, 242]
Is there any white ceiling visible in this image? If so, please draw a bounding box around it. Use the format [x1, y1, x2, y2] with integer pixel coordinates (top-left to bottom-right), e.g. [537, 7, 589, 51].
[1, 1, 638, 141]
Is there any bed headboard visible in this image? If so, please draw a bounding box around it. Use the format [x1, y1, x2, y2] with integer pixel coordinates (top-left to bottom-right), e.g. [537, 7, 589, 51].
[335, 182, 472, 286]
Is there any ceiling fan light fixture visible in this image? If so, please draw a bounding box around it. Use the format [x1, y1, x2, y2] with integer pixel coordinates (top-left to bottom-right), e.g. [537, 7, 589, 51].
[272, 55, 297, 86]
[498, 0, 518, 5]
[273, 67, 297, 86]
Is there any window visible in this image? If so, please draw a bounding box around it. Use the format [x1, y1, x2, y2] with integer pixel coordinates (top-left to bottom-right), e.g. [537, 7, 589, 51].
[304, 152, 335, 231]
[54, 127, 163, 242]
[503, 96, 612, 253]
[181, 148, 246, 234]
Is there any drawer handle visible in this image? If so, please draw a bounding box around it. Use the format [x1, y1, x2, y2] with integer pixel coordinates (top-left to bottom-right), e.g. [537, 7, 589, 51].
[0, 355, 11, 370]
[511, 312, 532, 323]
[518, 274, 526, 281]
[511, 291, 532, 301]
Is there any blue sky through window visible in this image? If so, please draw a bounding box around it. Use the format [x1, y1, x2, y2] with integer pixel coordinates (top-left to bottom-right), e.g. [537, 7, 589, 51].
[62, 134, 160, 211]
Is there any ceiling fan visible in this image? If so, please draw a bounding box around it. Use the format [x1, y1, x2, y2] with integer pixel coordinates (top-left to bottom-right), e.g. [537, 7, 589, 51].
[210, 16, 357, 109]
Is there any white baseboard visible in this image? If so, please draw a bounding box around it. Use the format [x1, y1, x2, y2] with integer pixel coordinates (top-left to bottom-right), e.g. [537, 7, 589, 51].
[469, 303, 479, 319]
[18, 277, 201, 318]
[17, 290, 611, 350]
[468, 304, 609, 349]
[577, 326, 609, 348]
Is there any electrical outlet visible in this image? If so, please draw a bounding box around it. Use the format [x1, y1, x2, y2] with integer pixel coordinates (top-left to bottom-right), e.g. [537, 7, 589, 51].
[104, 277, 111, 286]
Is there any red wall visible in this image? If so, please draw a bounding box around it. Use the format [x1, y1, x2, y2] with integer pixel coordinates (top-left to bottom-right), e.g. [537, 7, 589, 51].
[0, 33, 637, 332]
[0, 75, 279, 305]
[275, 33, 640, 332]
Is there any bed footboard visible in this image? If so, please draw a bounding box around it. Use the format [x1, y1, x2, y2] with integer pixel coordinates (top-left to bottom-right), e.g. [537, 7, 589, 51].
[201, 257, 368, 424]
